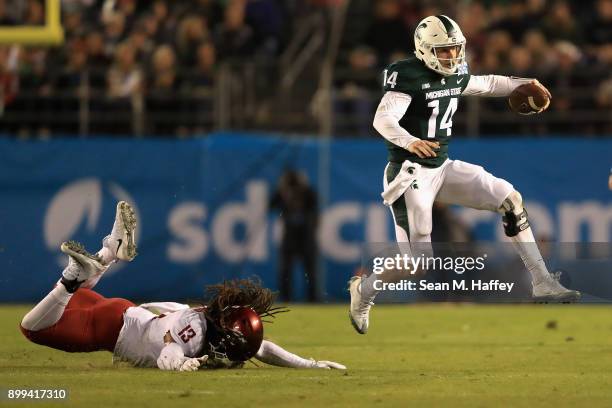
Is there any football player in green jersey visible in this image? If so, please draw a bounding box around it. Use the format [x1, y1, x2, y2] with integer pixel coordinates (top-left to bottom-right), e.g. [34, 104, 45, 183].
[348, 15, 580, 334]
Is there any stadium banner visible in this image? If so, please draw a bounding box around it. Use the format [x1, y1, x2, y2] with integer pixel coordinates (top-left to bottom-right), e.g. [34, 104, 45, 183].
[0, 133, 610, 302]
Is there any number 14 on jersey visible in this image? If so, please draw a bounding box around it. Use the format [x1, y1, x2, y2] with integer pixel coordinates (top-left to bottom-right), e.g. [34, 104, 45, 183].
[383, 69, 459, 139]
[383, 70, 398, 89]
[427, 98, 457, 138]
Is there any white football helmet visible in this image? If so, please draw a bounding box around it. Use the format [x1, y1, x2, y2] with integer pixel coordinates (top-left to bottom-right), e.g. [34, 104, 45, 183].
[414, 15, 466, 76]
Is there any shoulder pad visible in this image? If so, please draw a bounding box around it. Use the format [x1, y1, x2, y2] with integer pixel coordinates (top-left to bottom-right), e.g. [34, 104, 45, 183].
[383, 57, 437, 94]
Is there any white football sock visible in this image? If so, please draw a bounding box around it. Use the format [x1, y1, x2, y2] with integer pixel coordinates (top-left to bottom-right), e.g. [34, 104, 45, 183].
[21, 284, 72, 331]
[360, 272, 380, 303]
[80, 243, 113, 290]
[81, 240, 115, 289]
[81, 269, 105, 290]
[511, 227, 551, 285]
[61, 255, 83, 281]
[98, 236, 116, 265]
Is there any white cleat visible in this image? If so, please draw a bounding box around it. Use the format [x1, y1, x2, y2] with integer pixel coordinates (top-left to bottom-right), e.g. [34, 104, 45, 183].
[107, 201, 137, 262]
[348, 276, 373, 334]
[532, 275, 581, 303]
[61, 240, 107, 284]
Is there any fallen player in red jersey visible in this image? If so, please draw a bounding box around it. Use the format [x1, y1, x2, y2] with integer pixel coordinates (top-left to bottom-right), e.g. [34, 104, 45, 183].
[20, 201, 345, 372]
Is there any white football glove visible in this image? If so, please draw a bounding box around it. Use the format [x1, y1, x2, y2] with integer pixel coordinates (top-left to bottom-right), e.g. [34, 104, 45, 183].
[158, 343, 209, 372]
[157, 342, 188, 371]
[310, 359, 347, 370]
[179, 356, 209, 372]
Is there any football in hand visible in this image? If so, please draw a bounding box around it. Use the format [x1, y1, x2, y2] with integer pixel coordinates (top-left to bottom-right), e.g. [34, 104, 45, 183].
[508, 82, 551, 115]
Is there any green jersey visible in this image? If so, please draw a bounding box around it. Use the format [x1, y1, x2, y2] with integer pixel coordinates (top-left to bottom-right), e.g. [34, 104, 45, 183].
[381, 57, 471, 168]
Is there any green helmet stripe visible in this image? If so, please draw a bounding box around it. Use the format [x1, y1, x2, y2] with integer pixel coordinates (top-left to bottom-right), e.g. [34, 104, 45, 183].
[436, 15, 456, 35]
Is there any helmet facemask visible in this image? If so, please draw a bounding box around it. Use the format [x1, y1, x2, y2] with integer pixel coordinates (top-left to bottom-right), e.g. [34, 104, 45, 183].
[201, 278, 289, 365]
[432, 43, 466, 75]
[212, 306, 264, 362]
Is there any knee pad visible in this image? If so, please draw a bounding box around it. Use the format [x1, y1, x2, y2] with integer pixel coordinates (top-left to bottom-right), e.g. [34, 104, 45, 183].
[499, 191, 530, 237]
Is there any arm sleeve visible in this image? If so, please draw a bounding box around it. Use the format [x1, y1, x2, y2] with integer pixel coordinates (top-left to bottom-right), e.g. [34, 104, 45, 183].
[254, 340, 315, 368]
[462, 75, 533, 97]
[373, 91, 420, 149]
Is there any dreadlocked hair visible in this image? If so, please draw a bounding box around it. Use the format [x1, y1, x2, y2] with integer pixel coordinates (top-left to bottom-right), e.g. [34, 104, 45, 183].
[204, 278, 288, 326]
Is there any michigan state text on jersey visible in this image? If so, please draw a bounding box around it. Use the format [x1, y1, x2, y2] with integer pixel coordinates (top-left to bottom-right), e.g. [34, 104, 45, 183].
[381, 55, 469, 168]
[348, 15, 580, 336]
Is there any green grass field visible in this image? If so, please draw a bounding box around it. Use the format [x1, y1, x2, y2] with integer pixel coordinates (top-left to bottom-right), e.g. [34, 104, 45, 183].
[1, 304, 612, 407]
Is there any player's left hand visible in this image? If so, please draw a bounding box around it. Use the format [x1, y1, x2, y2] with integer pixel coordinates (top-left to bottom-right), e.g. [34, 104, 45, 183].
[312, 360, 347, 370]
[179, 355, 209, 372]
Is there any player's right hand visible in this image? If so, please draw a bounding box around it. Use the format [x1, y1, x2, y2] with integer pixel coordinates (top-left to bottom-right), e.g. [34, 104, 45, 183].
[157, 342, 188, 371]
[530, 79, 552, 99]
[179, 355, 209, 372]
[407, 140, 439, 158]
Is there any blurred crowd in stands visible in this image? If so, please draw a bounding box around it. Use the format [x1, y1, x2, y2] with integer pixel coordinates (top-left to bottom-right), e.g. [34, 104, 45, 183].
[336, 0, 612, 135]
[0, 0, 610, 136]
[0, 0, 297, 135]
